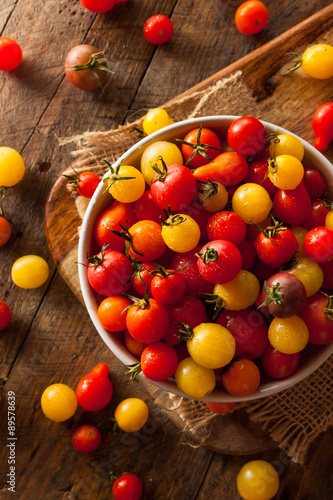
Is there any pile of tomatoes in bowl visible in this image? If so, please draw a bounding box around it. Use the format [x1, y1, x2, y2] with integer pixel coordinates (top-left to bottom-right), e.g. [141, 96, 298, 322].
[78, 115, 333, 402]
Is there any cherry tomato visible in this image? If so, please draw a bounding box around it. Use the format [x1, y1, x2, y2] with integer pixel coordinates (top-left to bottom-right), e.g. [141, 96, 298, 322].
[140, 141, 183, 185]
[141, 342, 178, 381]
[72, 425, 102, 453]
[94, 200, 137, 251]
[126, 297, 170, 343]
[0, 215, 11, 247]
[269, 133, 304, 161]
[0, 37, 22, 71]
[166, 294, 208, 344]
[170, 246, 214, 294]
[298, 293, 333, 345]
[221, 359, 261, 397]
[0, 147, 26, 187]
[179, 199, 211, 240]
[186, 322, 236, 369]
[196, 240, 242, 284]
[227, 116, 266, 156]
[254, 222, 299, 268]
[237, 460, 279, 500]
[232, 183, 272, 224]
[320, 258, 333, 288]
[326, 211, 333, 231]
[11, 255, 49, 289]
[64, 169, 100, 198]
[128, 220, 166, 262]
[179, 126, 222, 168]
[65, 45, 111, 90]
[150, 161, 196, 211]
[216, 307, 268, 360]
[134, 189, 165, 224]
[205, 401, 236, 413]
[237, 238, 257, 270]
[302, 199, 330, 230]
[207, 211, 246, 246]
[86, 247, 132, 296]
[175, 357, 216, 399]
[282, 257, 323, 297]
[303, 166, 327, 199]
[260, 273, 307, 317]
[114, 398, 149, 432]
[261, 343, 300, 379]
[80, 0, 128, 14]
[76, 362, 113, 411]
[106, 164, 145, 203]
[0, 301, 11, 331]
[142, 108, 173, 135]
[97, 295, 131, 332]
[273, 180, 312, 226]
[143, 15, 174, 45]
[303, 226, 333, 264]
[213, 270, 260, 311]
[285, 44, 333, 79]
[112, 474, 143, 500]
[267, 154, 304, 190]
[161, 213, 200, 253]
[41, 384, 77, 422]
[132, 261, 158, 296]
[193, 151, 248, 187]
[290, 226, 308, 258]
[198, 180, 228, 212]
[268, 316, 309, 354]
[235, 1, 269, 35]
[243, 158, 277, 197]
[150, 267, 187, 305]
[312, 102, 333, 151]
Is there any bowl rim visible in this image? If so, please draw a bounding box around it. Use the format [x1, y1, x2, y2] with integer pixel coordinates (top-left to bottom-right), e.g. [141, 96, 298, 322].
[78, 115, 333, 402]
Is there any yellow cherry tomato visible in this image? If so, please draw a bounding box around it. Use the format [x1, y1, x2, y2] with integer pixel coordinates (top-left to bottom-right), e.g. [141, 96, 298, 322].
[11, 255, 49, 289]
[269, 133, 304, 161]
[114, 398, 149, 432]
[213, 270, 260, 310]
[268, 316, 309, 354]
[237, 460, 279, 500]
[232, 183, 272, 224]
[290, 226, 308, 257]
[142, 108, 173, 135]
[325, 211, 333, 230]
[41, 383, 77, 422]
[0, 147, 26, 187]
[282, 257, 323, 296]
[106, 165, 145, 203]
[198, 180, 228, 212]
[187, 323, 236, 369]
[268, 154, 304, 190]
[161, 213, 200, 253]
[175, 357, 216, 399]
[301, 44, 333, 79]
[140, 141, 183, 185]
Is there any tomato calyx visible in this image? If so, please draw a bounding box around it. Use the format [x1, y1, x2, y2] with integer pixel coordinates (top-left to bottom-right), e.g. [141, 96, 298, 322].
[176, 124, 221, 165]
[197, 179, 219, 204]
[148, 261, 188, 277]
[173, 322, 194, 341]
[282, 51, 303, 75]
[126, 362, 142, 381]
[258, 281, 283, 309]
[151, 155, 168, 182]
[254, 214, 287, 243]
[107, 220, 143, 258]
[195, 246, 219, 264]
[84, 243, 110, 267]
[320, 291, 333, 321]
[160, 212, 187, 227]
[103, 161, 136, 193]
[110, 418, 123, 435]
[122, 289, 150, 311]
[65, 51, 113, 90]
[280, 254, 298, 271]
[196, 293, 225, 321]
[63, 167, 81, 187]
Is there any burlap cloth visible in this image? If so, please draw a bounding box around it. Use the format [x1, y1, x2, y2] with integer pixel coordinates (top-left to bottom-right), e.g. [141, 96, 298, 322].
[63, 71, 332, 465]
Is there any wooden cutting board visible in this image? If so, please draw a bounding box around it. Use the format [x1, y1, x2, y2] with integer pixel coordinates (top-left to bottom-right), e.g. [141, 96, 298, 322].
[44, 6, 333, 455]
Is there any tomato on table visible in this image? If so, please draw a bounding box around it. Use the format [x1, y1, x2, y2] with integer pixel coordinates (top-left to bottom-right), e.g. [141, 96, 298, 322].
[0, 301, 11, 331]
[76, 363, 113, 411]
[0, 214, 11, 247]
[284, 44, 333, 79]
[72, 425, 102, 453]
[65, 45, 112, 90]
[112, 473, 143, 500]
[0, 147, 25, 187]
[205, 401, 236, 413]
[0, 37, 22, 71]
[11, 255, 49, 289]
[64, 169, 100, 198]
[80, 0, 129, 13]
[143, 15, 174, 45]
[237, 460, 279, 500]
[41, 384, 77, 422]
[235, 1, 269, 36]
[114, 398, 149, 432]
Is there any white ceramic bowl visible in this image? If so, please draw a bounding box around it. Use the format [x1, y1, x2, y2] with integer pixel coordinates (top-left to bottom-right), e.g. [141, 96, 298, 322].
[78, 116, 333, 402]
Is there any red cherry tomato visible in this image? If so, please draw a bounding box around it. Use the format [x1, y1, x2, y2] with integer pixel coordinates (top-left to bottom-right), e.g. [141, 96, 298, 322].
[134, 189, 165, 223]
[76, 363, 113, 411]
[132, 262, 158, 296]
[180, 126, 222, 168]
[144, 15, 174, 45]
[65, 170, 100, 198]
[0, 216, 11, 247]
[170, 246, 214, 294]
[243, 158, 277, 197]
[150, 163, 196, 211]
[298, 293, 333, 345]
[235, 1, 269, 35]
[0, 301, 11, 331]
[112, 473, 143, 500]
[97, 295, 131, 332]
[205, 401, 236, 413]
[312, 102, 333, 151]
[0, 37, 22, 71]
[72, 424, 102, 453]
[261, 344, 300, 379]
[141, 342, 178, 381]
[227, 116, 266, 156]
[126, 297, 170, 343]
[86, 247, 132, 296]
[303, 167, 327, 199]
[206, 211, 246, 246]
[193, 151, 248, 187]
[80, 0, 128, 13]
[302, 199, 330, 230]
[166, 294, 208, 345]
[237, 238, 257, 270]
[196, 240, 242, 284]
[221, 359, 261, 396]
[124, 329, 148, 357]
[94, 200, 137, 251]
[254, 224, 299, 268]
[150, 268, 187, 305]
[319, 258, 333, 288]
[303, 226, 333, 264]
[128, 220, 166, 262]
[273, 181, 312, 226]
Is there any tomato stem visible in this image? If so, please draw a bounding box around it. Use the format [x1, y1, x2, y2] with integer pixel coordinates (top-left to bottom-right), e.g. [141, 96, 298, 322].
[107, 220, 143, 259]
[195, 246, 219, 264]
[196, 293, 225, 321]
[320, 291, 333, 321]
[258, 281, 284, 310]
[150, 156, 168, 182]
[173, 322, 194, 341]
[282, 51, 303, 76]
[65, 51, 114, 90]
[102, 160, 136, 195]
[176, 123, 221, 165]
[126, 362, 142, 381]
[197, 179, 219, 204]
[160, 213, 187, 227]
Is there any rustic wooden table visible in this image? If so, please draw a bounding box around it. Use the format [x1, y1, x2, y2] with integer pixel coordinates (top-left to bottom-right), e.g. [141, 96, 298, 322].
[1, 1, 333, 499]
